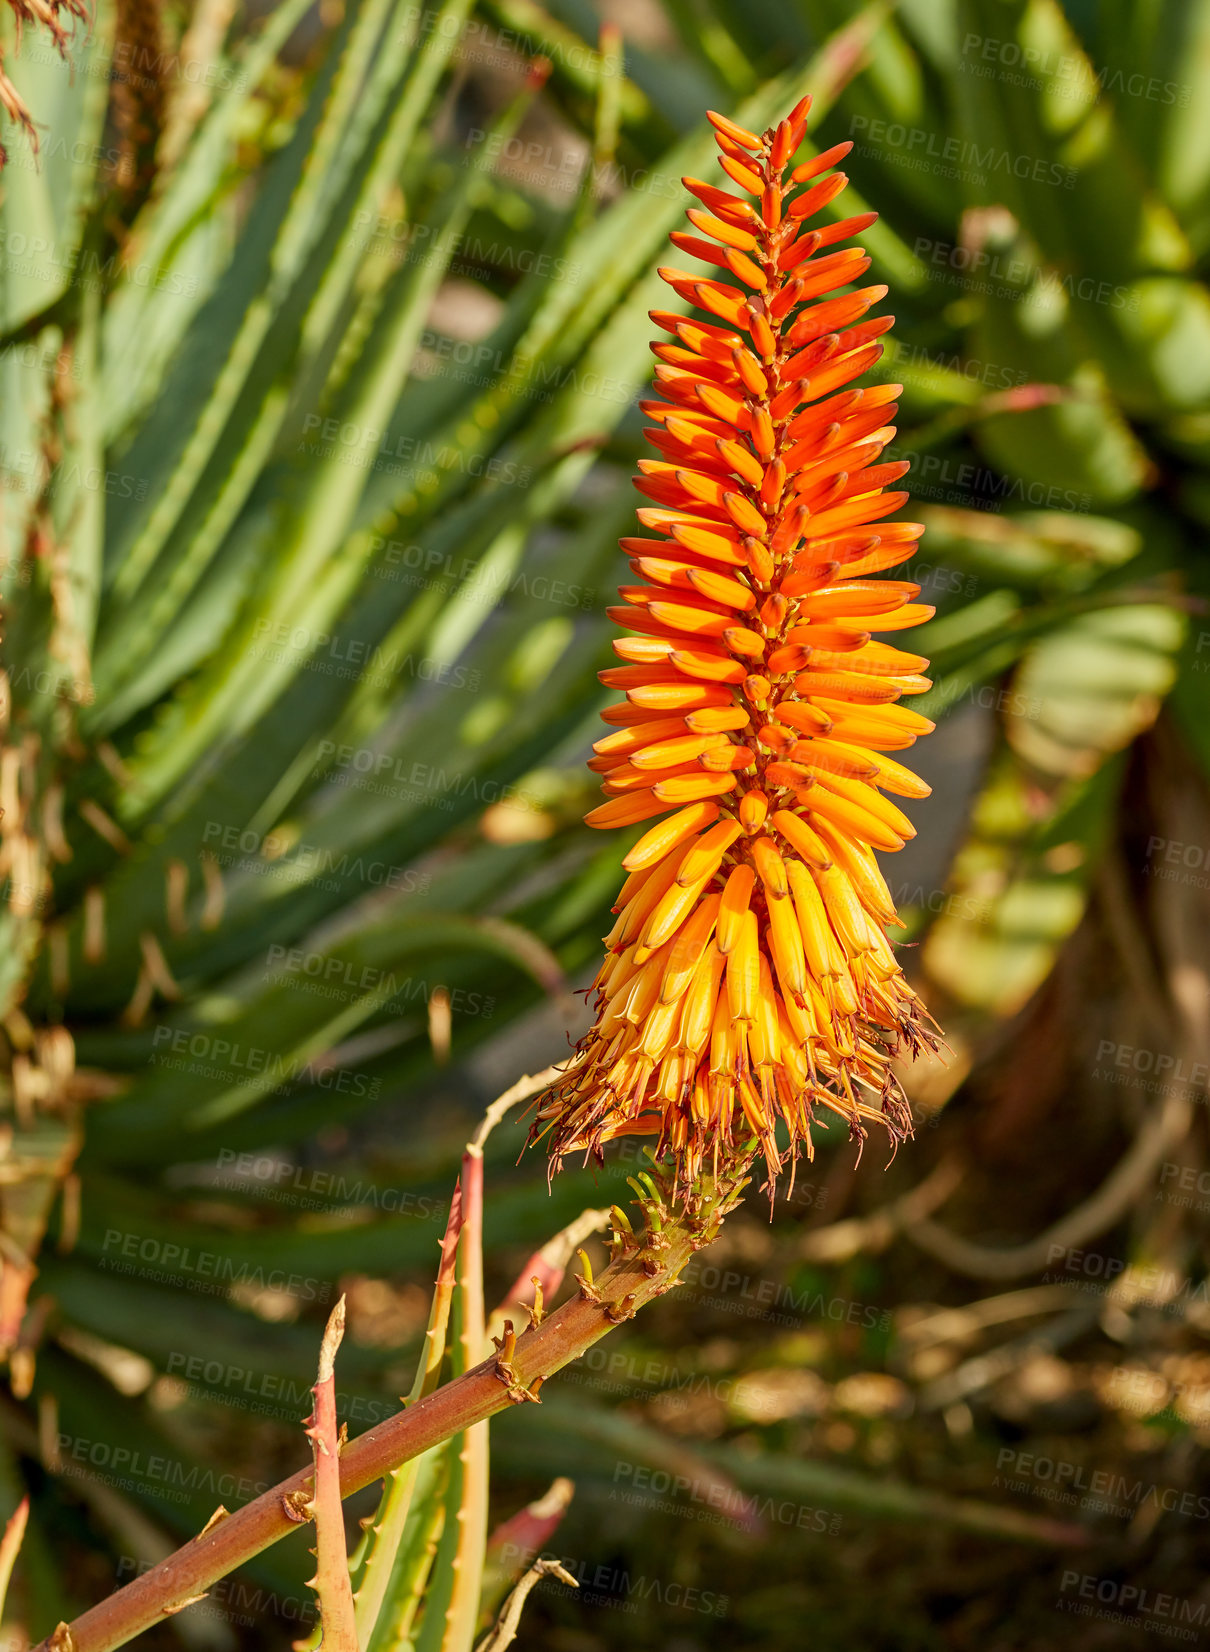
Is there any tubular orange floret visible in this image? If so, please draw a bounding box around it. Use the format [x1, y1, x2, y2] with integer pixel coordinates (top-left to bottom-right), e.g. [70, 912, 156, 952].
[533, 95, 941, 1201]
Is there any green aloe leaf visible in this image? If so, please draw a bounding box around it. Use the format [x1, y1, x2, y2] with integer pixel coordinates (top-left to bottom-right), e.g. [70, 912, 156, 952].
[495, 1397, 1085, 1544]
[922, 600, 1183, 1011]
[364, 1446, 452, 1652]
[1064, 0, 1210, 254]
[953, 0, 1210, 418]
[1005, 602, 1185, 778]
[98, 0, 320, 438]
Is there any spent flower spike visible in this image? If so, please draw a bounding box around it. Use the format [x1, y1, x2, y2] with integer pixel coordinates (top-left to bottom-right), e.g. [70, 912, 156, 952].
[535, 95, 941, 1197]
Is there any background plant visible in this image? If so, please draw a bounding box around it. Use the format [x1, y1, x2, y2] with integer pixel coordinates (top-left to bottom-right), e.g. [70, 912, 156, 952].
[0, 0, 1208, 1646]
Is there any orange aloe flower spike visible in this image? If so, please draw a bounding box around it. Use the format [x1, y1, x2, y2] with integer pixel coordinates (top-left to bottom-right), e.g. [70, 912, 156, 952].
[535, 98, 941, 1201]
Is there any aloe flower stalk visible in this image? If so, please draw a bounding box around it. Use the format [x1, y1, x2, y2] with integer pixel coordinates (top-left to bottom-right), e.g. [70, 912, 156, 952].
[535, 95, 941, 1195]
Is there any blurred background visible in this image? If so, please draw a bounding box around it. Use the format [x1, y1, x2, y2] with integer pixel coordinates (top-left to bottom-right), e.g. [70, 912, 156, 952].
[1, 0, 1209, 1645]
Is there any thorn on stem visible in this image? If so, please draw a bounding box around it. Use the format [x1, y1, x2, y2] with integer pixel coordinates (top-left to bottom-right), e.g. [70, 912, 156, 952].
[527, 1275, 545, 1328]
[574, 1247, 602, 1303]
[162, 1593, 209, 1616]
[281, 1489, 312, 1524]
[602, 1293, 637, 1324]
[197, 1505, 229, 1538]
[492, 1319, 518, 1364]
[492, 1318, 538, 1402]
[608, 1204, 634, 1246]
